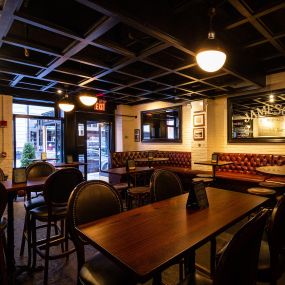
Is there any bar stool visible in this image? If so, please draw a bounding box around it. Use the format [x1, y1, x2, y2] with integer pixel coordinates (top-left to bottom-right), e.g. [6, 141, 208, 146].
[247, 187, 276, 196]
[30, 168, 84, 285]
[192, 177, 213, 186]
[20, 161, 56, 266]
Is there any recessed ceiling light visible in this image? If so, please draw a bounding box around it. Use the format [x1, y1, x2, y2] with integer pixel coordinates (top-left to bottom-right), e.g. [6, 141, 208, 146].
[57, 89, 63, 94]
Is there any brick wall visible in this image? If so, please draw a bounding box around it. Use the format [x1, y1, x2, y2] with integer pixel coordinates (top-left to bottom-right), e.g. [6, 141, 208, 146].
[0, 95, 13, 178]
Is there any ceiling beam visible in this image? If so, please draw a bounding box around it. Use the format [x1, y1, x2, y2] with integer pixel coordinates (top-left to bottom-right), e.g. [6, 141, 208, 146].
[77, 0, 266, 88]
[229, 0, 285, 57]
[36, 16, 119, 79]
[10, 74, 24, 86]
[226, 2, 285, 30]
[0, 0, 23, 47]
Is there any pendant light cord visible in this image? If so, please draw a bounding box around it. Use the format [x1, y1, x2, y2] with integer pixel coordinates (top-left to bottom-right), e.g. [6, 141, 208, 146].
[208, 7, 216, 39]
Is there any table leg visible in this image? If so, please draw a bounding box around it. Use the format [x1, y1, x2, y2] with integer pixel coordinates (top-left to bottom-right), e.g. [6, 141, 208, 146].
[212, 165, 216, 181]
[184, 250, 196, 285]
[210, 238, 216, 277]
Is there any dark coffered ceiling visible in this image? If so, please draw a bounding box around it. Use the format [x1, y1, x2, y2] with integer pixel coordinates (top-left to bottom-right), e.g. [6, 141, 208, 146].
[0, 0, 285, 105]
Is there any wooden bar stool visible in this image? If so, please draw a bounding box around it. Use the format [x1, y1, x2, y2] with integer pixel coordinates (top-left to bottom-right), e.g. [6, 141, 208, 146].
[192, 177, 213, 186]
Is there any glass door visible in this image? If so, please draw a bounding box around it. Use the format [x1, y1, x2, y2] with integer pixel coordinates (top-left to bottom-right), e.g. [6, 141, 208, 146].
[83, 121, 111, 180]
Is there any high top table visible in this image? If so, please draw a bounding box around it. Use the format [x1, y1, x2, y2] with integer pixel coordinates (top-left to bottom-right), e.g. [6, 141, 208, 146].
[194, 160, 234, 181]
[78, 187, 268, 284]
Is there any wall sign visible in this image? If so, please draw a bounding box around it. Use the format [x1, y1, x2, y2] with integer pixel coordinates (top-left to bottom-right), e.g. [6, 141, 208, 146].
[228, 91, 285, 143]
[94, 100, 106, 111]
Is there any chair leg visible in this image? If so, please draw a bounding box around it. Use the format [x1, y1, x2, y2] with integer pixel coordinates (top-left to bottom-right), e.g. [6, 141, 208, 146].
[0, 234, 8, 285]
[31, 216, 37, 270]
[20, 213, 27, 256]
[43, 220, 52, 285]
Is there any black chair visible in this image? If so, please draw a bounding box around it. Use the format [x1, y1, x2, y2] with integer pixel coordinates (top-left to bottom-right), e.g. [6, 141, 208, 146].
[257, 195, 285, 285]
[67, 180, 136, 285]
[150, 169, 184, 282]
[0, 182, 8, 285]
[30, 167, 83, 285]
[20, 161, 55, 265]
[181, 209, 269, 285]
[0, 168, 5, 181]
[150, 169, 184, 202]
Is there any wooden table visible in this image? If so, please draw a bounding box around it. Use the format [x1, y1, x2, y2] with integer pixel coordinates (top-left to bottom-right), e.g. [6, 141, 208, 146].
[135, 157, 169, 167]
[194, 160, 234, 180]
[53, 161, 88, 178]
[78, 187, 268, 283]
[1, 178, 47, 276]
[256, 165, 285, 176]
[102, 166, 154, 187]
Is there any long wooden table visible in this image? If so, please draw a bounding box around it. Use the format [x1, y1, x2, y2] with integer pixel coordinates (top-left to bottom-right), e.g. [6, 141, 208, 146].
[78, 187, 269, 283]
[1, 177, 47, 277]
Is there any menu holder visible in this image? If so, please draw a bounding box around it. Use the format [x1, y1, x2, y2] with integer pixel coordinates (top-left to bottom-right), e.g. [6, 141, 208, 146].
[186, 182, 209, 210]
[211, 153, 218, 163]
[126, 159, 136, 171]
[12, 167, 27, 184]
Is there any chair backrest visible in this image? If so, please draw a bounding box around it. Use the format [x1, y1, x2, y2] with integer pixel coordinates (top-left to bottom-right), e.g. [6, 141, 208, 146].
[267, 194, 285, 278]
[67, 180, 123, 270]
[150, 169, 184, 202]
[126, 159, 136, 171]
[0, 168, 5, 181]
[0, 183, 8, 220]
[26, 161, 55, 179]
[213, 209, 269, 285]
[44, 168, 83, 207]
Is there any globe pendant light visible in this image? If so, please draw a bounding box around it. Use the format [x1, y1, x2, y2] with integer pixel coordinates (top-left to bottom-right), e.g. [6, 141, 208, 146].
[79, 95, 97, 106]
[58, 93, 75, 112]
[196, 8, 226, 72]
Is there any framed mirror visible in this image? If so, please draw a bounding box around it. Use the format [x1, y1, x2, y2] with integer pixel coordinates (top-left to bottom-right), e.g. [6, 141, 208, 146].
[228, 90, 285, 143]
[141, 105, 182, 143]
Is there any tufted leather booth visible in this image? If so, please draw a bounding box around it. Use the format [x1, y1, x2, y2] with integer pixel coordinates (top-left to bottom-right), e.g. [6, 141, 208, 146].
[215, 153, 285, 183]
[111, 150, 192, 169]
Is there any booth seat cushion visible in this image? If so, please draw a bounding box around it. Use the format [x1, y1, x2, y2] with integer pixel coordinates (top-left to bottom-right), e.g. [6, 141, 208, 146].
[216, 171, 267, 183]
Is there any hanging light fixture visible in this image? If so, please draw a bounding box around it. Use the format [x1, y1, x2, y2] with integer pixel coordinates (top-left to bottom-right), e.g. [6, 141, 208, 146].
[196, 7, 226, 72]
[58, 93, 75, 112]
[79, 94, 97, 106]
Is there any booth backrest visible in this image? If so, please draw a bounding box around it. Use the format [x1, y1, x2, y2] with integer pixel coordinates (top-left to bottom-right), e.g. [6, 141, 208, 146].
[111, 151, 192, 168]
[216, 153, 285, 175]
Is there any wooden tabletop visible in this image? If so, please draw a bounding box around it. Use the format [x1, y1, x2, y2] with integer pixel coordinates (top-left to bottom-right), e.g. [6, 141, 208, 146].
[195, 160, 234, 167]
[53, 161, 87, 168]
[78, 187, 268, 282]
[256, 165, 285, 176]
[1, 177, 47, 192]
[134, 158, 169, 162]
[101, 166, 153, 175]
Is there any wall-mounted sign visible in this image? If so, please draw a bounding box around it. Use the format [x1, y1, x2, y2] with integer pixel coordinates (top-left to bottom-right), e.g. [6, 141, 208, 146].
[94, 100, 106, 111]
[228, 91, 285, 143]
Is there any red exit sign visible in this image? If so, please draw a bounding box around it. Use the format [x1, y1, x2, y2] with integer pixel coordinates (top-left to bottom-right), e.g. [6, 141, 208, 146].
[94, 100, 106, 111]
